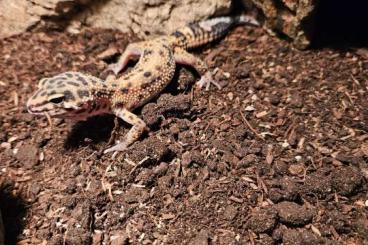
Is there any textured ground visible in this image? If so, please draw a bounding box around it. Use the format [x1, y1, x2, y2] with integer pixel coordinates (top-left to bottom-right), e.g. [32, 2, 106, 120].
[0, 25, 367, 244]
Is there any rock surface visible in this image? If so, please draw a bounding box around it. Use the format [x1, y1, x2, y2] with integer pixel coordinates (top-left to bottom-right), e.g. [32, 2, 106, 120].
[0, 0, 92, 38]
[0, 0, 231, 39]
[243, 0, 318, 49]
[74, 0, 232, 38]
[0, 0, 318, 48]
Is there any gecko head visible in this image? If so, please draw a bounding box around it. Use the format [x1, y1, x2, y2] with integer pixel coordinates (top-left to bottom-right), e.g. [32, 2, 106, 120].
[26, 72, 100, 120]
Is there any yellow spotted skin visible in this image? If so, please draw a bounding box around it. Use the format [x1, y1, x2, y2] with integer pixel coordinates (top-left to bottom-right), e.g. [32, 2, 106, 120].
[26, 15, 258, 155]
[110, 39, 176, 110]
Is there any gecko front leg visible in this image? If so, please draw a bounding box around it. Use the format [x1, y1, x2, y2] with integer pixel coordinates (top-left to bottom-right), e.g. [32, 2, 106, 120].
[106, 42, 145, 75]
[104, 108, 147, 155]
[173, 47, 221, 90]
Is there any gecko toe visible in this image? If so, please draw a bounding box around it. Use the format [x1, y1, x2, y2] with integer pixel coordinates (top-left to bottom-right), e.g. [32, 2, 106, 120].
[104, 141, 128, 155]
[103, 63, 122, 75]
[197, 71, 222, 91]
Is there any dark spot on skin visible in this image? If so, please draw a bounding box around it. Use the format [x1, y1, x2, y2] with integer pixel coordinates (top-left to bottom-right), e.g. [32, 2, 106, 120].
[57, 80, 63, 85]
[143, 49, 153, 56]
[31, 90, 41, 99]
[128, 115, 133, 120]
[111, 84, 117, 87]
[57, 84, 66, 88]
[115, 102, 124, 107]
[141, 83, 150, 89]
[77, 90, 90, 98]
[65, 73, 73, 78]
[48, 90, 56, 95]
[40, 91, 47, 97]
[96, 91, 107, 98]
[67, 81, 80, 87]
[159, 50, 164, 56]
[155, 65, 161, 71]
[76, 76, 88, 85]
[162, 44, 171, 52]
[91, 78, 101, 84]
[41, 79, 48, 86]
[188, 23, 199, 36]
[137, 68, 143, 73]
[121, 88, 129, 94]
[126, 82, 132, 87]
[172, 31, 185, 38]
[197, 26, 205, 36]
[49, 79, 57, 84]
[138, 94, 145, 100]
[88, 103, 96, 113]
[143, 71, 151, 77]
[64, 90, 75, 101]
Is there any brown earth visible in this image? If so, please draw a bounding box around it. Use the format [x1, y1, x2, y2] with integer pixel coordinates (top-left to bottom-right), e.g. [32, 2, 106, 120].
[0, 25, 367, 244]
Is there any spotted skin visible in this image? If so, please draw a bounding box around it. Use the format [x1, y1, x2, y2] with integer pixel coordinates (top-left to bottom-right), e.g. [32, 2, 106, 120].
[27, 15, 258, 155]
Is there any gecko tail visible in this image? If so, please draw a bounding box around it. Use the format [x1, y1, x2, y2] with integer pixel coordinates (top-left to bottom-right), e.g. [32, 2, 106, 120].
[171, 14, 259, 49]
[236, 15, 260, 26]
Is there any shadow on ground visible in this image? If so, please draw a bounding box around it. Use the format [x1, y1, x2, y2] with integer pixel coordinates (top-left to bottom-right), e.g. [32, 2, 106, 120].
[63, 115, 115, 150]
[0, 180, 27, 245]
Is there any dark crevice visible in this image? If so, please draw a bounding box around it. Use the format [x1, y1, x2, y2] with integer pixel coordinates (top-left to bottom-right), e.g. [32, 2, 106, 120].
[311, 0, 368, 48]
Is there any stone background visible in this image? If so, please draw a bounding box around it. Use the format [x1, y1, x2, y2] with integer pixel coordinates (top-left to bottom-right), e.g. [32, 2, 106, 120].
[0, 0, 318, 49]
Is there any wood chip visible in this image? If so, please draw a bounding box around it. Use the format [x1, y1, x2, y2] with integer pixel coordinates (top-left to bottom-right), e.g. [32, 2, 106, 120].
[229, 196, 243, 203]
[97, 47, 119, 60]
[255, 110, 268, 118]
[266, 144, 273, 164]
[161, 213, 175, 220]
[311, 225, 321, 237]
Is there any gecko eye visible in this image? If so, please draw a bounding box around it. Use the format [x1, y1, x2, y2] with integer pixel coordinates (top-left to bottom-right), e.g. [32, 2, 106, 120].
[49, 96, 64, 104]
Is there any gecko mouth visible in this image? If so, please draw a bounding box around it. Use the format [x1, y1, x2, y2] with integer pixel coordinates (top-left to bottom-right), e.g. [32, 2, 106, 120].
[27, 105, 40, 114]
[26, 105, 64, 116]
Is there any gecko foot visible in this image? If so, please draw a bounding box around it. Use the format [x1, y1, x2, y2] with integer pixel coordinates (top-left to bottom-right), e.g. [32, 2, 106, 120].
[104, 141, 128, 159]
[105, 63, 123, 75]
[197, 71, 222, 91]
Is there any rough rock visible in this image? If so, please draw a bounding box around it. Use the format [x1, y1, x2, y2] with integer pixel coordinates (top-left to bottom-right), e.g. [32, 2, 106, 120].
[244, 0, 318, 49]
[74, 0, 232, 38]
[0, 0, 92, 38]
[0, 0, 320, 49]
[0, 0, 231, 39]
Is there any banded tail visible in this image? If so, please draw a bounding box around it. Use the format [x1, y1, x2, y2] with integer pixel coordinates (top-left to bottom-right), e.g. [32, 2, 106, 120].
[171, 15, 259, 49]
